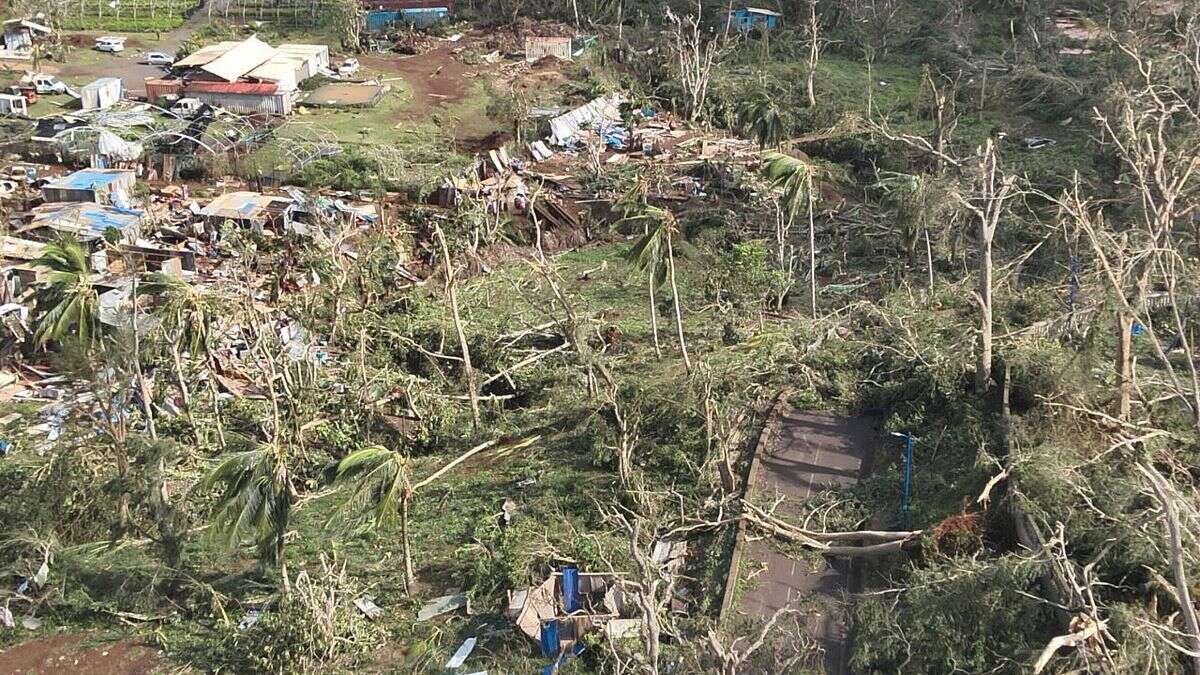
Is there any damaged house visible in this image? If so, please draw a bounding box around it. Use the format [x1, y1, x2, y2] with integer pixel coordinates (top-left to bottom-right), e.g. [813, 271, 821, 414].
[41, 168, 136, 206]
[200, 191, 296, 232]
[146, 36, 330, 116]
[2, 19, 52, 57]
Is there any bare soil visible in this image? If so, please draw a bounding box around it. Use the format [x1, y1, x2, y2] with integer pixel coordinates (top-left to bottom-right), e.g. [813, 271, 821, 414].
[0, 633, 174, 674]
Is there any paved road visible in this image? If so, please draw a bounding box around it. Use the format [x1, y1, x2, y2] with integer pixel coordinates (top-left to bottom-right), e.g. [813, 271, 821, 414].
[736, 409, 876, 674]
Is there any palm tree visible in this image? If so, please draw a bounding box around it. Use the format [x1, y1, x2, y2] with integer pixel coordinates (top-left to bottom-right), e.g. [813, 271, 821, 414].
[739, 96, 788, 149]
[330, 445, 415, 590]
[201, 441, 295, 573]
[140, 272, 227, 441]
[625, 205, 692, 372]
[763, 152, 821, 317]
[871, 171, 937, 287]
[330, 437, 536, 593]
[32, 234, 100, 345]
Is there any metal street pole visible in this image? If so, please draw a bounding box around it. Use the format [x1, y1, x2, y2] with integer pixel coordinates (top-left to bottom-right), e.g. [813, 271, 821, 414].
[890, 432, 913, 529]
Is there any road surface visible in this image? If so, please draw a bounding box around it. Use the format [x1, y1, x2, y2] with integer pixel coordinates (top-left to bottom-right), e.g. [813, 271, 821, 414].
[735, 408, 876, 674]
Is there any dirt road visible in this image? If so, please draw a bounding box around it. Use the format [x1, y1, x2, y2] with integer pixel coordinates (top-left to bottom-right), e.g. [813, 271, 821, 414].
[735, 408, 876, 674]
[48, 3, 213, 96]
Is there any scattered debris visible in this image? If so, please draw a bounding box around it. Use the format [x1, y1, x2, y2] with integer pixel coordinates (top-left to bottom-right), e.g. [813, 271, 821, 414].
[446, 636, 477, 669]
[21, 615, 42, 630]
[417, 593, 469, 621]
[237, 609, 262, 631]
[354, 596, 384, 620]
[1023, 137, 1057, 150]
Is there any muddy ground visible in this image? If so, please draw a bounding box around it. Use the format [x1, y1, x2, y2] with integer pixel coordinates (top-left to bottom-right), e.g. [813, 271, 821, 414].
[0, 633, 173, 675]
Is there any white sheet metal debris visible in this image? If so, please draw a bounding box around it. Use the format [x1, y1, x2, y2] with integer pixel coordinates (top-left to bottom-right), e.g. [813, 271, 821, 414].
[549, 94, 623, 146]
[445, 636, 477, 669]
[355, 596, 384, 620]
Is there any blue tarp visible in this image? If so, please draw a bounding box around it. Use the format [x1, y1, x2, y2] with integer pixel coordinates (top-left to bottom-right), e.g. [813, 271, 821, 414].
[45, 169, 129, 191]
[366, 7, 449, 30]
[35, 202, 142, 235]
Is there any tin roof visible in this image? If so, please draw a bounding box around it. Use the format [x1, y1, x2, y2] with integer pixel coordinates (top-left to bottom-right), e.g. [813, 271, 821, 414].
[743, 7, 783, 16]
[82, 77, 122, 91]
[30, 202, 143, 237]
[44, 168, 133, 191]
[277, 43, 329, 58]
[247, 55, 304, 86]
[200, 191, 293, 221]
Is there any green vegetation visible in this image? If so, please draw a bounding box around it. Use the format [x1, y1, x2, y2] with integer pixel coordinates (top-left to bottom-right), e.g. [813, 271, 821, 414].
[3, 0, 1200, 672]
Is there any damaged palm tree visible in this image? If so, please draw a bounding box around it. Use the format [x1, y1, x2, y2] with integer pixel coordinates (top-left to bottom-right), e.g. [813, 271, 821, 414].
[332, 436, 539, 593]
[624, 204, 692, 372]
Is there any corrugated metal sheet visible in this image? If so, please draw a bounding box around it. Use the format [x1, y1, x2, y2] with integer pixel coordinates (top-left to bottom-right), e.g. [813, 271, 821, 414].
[44, 168, 134, 191]
[277, 43, 330, 78]
[145, 78, 183, 101]
[363, 0, 455, 10]
[81, 78, 122, 111]
[549, 94, 623, 145]
[200, 36, 276, 82]
[30, 202, 142, 238]
[185, 90, 293, 115]
[174, 41, 239, 68]
[247, 55, 303, 91]
[185, 81, 279, 95]
[526, 37, 572, 62]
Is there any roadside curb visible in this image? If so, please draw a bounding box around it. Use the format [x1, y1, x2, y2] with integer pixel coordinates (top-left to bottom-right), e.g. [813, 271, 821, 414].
[716, 390, 787, 625]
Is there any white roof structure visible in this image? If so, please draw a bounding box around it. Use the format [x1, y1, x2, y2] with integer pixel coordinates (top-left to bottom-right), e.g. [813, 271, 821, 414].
[743, 7, 782, 16]
[174, 41, 239, 68]
[248, 55, 304, 91]
[199, 35, 276, 82]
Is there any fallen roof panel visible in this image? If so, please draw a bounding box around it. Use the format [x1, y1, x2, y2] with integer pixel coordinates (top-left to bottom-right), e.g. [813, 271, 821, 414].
[200, 36, 276, 82]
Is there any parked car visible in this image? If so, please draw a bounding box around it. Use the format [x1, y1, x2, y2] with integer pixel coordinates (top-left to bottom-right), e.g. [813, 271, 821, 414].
[337, 58, 360, 76]
[95, 36, 126, 53]
[142, 52, 174, 66]
[30, 74, 68, 95]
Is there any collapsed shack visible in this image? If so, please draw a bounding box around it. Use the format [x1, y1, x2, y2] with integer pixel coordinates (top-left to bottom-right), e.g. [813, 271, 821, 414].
[200, 191, 296, 233]
[507, 566, 637, 663]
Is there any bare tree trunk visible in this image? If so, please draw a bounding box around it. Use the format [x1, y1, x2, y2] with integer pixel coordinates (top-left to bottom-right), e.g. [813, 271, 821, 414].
[648, 277, 662, 358]
[400, 492, 414, 592]
[807, 182, 818, 317]
[978, 220, 993, 394]
[1116, 310, 1133, 420]
[804, 0, 819, 108]
[665, 233, 692, 372]
[956, 140, 1012, 395]
[434, 226, 480, 429]
[1139, 464, 1200, 674]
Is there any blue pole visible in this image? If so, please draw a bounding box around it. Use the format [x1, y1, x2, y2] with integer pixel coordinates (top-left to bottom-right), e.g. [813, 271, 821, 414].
[901, 433, 913, 529]
[890, 432, 913, 529]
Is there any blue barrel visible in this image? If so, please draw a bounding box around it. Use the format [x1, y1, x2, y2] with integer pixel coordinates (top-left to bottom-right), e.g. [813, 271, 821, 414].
[562, 566, 580, 613]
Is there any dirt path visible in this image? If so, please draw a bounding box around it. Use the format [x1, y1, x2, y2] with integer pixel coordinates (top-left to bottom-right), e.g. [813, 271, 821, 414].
[734, 408, 877, 674]
[361, 47, 474, 117]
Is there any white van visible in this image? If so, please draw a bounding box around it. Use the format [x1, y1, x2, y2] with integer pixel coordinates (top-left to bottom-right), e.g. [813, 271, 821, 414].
[95, 36, 126, 53]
